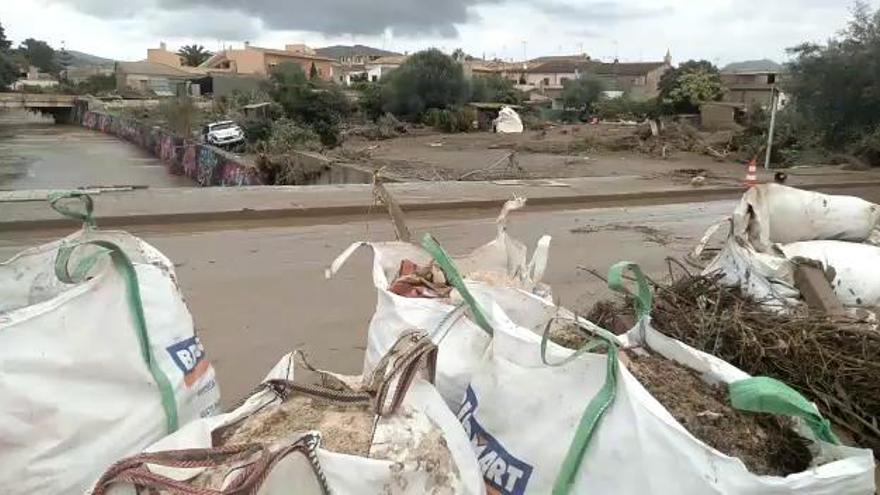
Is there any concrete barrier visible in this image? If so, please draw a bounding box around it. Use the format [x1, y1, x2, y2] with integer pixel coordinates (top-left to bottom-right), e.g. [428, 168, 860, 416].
[78, 110, 262, 187]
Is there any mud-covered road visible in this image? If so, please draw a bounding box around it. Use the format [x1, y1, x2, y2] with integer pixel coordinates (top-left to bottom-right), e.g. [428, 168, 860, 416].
[5, 183, 880, 405]
[0, 200, 739, 403]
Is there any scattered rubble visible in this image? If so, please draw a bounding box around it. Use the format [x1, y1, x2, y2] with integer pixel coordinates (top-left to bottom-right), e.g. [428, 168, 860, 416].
[216, 395, 375, 456]
[389, 259, 452, 298]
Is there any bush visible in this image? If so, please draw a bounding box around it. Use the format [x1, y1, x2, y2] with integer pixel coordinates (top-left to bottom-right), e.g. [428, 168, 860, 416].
[562, 75, 605, 111]
[268, 62, 351, 147]
[594, 97, 660, 121]
[60, 73, 116, 95]
[375, 112, 405, 139]
[730, 107, 824, 166]
[422, 106, 476, 133]
[470, 74, 522, 104]
[358, 82, 385, 121]
[256, 118, 322, 154]
[520, 112, 546, 130]
[239, 117, 272, 144]
[383, 49, 469, 119]
[851, 125, 880, 167]
[158, 96, 197, 137]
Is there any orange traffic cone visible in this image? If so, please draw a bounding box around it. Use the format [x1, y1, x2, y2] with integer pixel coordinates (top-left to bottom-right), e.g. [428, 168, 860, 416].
[744, 159, 758, 188]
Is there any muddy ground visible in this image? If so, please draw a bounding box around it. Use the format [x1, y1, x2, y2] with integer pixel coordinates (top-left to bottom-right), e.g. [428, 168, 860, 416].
[5, 190, 880, 406]
[335, 123, 748, 185]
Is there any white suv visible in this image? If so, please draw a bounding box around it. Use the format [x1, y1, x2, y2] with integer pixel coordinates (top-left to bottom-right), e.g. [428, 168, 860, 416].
[203, 121, 245, 148]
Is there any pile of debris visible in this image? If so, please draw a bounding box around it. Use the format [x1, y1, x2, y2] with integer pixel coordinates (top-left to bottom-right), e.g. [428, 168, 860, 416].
[624, 349, 811, 476]
[255, 152, 330, 185]
[589, 184, 880, 457]
[590, 266, 880, 456]
[5, 186, 878, 494]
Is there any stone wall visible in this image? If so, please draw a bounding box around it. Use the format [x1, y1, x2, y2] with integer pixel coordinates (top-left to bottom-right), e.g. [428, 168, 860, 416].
[78, 109, 262, 186]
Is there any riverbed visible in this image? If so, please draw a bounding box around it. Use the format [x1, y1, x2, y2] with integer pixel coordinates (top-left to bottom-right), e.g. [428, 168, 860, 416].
[0, 111, 193, 190]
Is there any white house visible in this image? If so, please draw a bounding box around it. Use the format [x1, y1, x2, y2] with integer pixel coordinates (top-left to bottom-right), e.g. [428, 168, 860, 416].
[363, 55, 407, 83]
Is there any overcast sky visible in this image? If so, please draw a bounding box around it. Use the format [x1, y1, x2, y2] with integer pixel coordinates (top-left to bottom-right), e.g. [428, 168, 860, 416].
[0, 0, 875, 66]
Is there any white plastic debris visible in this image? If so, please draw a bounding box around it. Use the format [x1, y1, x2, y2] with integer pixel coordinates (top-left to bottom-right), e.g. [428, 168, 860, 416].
[493, 106, 524, 134]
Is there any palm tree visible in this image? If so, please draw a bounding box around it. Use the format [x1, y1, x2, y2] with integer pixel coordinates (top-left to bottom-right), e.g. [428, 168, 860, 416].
[177, 45, 213, 67]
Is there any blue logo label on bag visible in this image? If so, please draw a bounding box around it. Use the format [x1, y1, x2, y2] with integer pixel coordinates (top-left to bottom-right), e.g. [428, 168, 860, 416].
[166, 336, 209, 387]
[458, 386, 533, 495]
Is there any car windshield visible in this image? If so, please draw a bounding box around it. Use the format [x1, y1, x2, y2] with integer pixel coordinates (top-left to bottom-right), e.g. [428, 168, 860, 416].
[210, 123, 236, 131]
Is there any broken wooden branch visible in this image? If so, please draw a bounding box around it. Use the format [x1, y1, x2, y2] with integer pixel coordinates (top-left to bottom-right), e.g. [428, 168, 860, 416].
[372, 172, 411, 242]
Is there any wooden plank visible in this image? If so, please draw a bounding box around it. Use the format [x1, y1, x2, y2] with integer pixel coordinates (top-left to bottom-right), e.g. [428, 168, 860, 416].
[792, 260, 845, 316]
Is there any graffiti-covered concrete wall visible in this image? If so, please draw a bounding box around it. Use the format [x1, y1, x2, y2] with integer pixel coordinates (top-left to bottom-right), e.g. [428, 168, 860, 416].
[78, 110, 262, 186]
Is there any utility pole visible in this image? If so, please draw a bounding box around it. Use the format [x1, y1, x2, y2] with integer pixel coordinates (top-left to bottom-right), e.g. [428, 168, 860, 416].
[764, 86, 779, 170]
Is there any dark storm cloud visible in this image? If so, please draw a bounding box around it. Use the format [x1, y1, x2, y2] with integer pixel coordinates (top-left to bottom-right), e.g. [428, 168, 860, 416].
[157, 0, 500, 37]
[54, 0, 679, 40]
[540, 1, 674, 21]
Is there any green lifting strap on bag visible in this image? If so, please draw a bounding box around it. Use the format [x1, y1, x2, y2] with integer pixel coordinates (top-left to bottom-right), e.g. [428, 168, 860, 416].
[548, 323, 619, 495]
[606, 261, 652, 320]
[421, 233, 494, 335]
[729, 377, 840, 445]
[551, 261, 652, 494]
[54, 238, 180, 434]
[48, 191, 97, 228]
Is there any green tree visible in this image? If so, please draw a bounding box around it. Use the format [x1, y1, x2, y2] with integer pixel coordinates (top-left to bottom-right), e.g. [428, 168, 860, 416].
[561, 74, 605, 112]
[357, 82, 385, 120]
[382, 48, 469, 118]
[0, 19, 11, 51]
[268, 62, 351, 147]
[469, 74, 522, 104]
[787, 2, 880, 151]
[18, 38, 58, 74]
[0, 20, 15, 88]
[177, 44, 212, 67]
[78, 73, 116, 94]
[658, 59, 723, 113]
[0, 53, 17, 89]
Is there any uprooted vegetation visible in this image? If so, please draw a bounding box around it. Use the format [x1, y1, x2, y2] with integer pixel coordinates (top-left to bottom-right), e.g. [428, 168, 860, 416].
[586, 263, 880, 456]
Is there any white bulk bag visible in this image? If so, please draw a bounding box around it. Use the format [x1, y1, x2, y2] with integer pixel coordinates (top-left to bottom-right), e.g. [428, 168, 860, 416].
[697, 185, 880, 308]
[459, 262, 875, 494]
[701, 220, 801, 306]
[91, 332, 485, 495]
[493, 106, 524, 134]
[326, 198, 550, 407]
[734, 184, 880, 253]
[779, 240, 880, 307]
[0, 193, 220, 495]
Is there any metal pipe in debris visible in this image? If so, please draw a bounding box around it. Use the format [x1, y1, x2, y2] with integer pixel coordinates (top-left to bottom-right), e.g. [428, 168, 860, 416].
[764, 86, 778, 170]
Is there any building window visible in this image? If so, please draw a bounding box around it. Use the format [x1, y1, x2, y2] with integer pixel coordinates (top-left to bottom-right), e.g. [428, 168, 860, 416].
[767, 73, 776, 84]
[372, 75, 378, 82]
[560, 77, 569, 85]
[542, 77, 550, 86]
